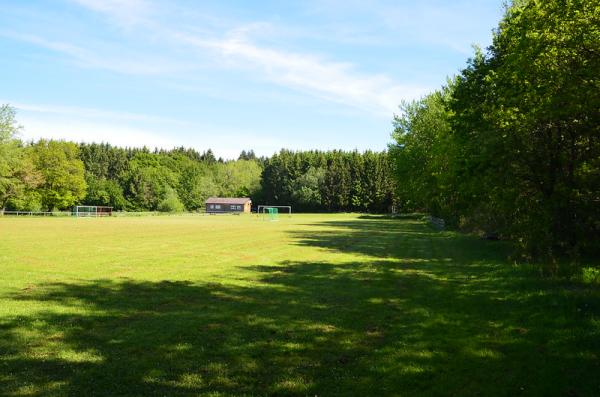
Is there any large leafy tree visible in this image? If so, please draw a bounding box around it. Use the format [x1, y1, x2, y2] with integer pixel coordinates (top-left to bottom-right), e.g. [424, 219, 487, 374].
[0, 105, 43, 210]
[29, 140, 87, 211]
[390, 0, 599, 261]
[123, 152, 176, 211]
[292, 166, 325, 210]
[177, 162, 217, 211]
[84, 173, 127, 210]
[495, 0, 599, 257]
[390, 89, 454, 216]
[214, 159, 262, 198]
[0, 104, 24, 210]
[451, 0, 600, 257]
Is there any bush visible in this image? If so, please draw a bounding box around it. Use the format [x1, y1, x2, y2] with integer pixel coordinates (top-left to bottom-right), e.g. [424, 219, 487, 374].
[582, 267, 600, 285]
[157, 188, 185, 213]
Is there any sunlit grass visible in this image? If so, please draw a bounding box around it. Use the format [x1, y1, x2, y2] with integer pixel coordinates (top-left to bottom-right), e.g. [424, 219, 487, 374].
[0, 214, 598, 396]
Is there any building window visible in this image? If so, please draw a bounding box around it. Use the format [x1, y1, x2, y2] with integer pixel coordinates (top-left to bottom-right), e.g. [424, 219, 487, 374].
[209, 204, 214, 209]
[215, 204, 221, 209]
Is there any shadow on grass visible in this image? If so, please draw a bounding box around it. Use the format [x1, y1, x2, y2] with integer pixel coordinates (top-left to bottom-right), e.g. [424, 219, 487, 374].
[289, 218, 508, 277]
[1, 218, 599, 396]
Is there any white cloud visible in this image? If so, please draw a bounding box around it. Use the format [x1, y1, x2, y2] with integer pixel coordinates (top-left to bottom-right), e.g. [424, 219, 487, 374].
[12, 101, 290, 159]
[6, 20, 421, 117]
[20, 117, 177, 149]
[68, 1, 428, 116]
[300, 0, 501, 55]
[19, 116, 291, 160]
[168, 30, 428, 115]
[12, 101, 188, 126]
[70, 0, 151, 28]
[0, 32, 192, 75]
[12, 100, 184, 151]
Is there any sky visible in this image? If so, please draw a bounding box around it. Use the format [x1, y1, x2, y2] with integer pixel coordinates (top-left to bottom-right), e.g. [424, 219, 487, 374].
[0, 0, 505, 159]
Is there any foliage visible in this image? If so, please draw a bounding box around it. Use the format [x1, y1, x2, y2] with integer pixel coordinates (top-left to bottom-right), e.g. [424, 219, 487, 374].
[582, 267, 600, 285]
[0, 105, 42, 210]
[177, 162, 217, 211]
[214, 159, 262, 198]
[84, 174, 128, 210]
[238, 149, 257, 161]
[157, 187, 185, 212]
[262, 149, 395, 212]
[123, 152, 177, 211]
[485, 0, 600, 259]
[292, 166, 325, 208]
[0, 104, 18, 140]
[28, 140, 87, 211]
[389, 0, 600, 262]
[390, 89, 453, 216]
[77, 143, 267, 212]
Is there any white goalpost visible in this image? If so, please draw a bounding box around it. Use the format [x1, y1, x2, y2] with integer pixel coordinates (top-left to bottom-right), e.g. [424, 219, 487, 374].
[257, 205, 292, 218]
[73, 206, 113, 217]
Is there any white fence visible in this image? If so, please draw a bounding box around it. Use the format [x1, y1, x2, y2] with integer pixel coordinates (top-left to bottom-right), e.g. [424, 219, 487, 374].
[0, 210, 245, 217]
[0, 210, 72, 217]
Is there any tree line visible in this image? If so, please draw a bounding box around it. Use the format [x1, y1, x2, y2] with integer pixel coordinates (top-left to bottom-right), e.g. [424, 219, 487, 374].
[261, 150, 395, 212]
[389, 0, 599, 262]
[0, 107, 395, 214]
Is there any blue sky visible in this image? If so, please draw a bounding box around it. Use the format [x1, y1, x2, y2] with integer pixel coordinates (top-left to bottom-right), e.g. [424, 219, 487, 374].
[0, 0, 504, 159]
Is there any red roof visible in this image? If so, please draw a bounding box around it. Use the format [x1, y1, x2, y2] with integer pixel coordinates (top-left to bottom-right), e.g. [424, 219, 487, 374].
[205, 197, 251, 205]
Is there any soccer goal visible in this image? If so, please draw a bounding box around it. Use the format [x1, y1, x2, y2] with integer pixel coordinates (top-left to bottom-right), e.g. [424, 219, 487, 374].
[73, 206, 113, 217]
[257, 205, 292, 219]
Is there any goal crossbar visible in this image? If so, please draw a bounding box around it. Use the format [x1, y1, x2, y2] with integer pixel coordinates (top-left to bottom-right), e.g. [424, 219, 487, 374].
[73, 205, 113, 217]
[257, 205, 292, 215]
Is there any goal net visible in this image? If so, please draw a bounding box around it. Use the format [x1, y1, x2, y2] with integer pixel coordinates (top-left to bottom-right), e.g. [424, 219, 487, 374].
[73, 206, 113, 217]
[257, 205, 292, 220]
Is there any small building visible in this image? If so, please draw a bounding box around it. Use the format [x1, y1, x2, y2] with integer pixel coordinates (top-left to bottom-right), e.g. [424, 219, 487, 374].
[205, 197, 252, 213]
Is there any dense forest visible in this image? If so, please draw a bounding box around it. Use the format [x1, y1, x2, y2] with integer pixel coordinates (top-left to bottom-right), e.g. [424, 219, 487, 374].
[1, 0, 598, 264]
[0, 113, 396, 214]
[389, 0, 599, 262]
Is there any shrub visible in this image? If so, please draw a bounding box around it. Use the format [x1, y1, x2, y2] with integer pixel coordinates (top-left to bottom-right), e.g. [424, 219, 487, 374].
[157, 188, 185, 213]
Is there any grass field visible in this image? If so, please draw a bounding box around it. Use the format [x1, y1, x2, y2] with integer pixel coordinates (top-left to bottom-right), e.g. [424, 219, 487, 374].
[1, 214, 598, 396]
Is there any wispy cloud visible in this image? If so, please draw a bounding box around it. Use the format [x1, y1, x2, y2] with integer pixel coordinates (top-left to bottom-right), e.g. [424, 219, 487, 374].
[69, 0, 152, 28]
[301, 0, 501, 54]
[173, 31, 426, 115]
[20, 117, 177, 148]
[0, 31, 193, 75]
[18, 112, 288, 159]
[66, 0, 428, 116]
[11, 100, 292, 158]
[12, 101, 186, 149]
[3, 1, 434, 117]
[11, 101, 188, 126]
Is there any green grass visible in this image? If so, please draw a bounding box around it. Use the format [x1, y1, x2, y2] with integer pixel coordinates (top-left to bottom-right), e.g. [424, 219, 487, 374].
[0, 213, 598, 396]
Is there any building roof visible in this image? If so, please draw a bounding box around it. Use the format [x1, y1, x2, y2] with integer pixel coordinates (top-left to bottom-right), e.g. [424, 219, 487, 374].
[205, 197, 251, 205]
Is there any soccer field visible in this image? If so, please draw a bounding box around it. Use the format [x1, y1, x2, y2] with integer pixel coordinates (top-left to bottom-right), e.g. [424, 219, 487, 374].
[1, 214, 598, 396]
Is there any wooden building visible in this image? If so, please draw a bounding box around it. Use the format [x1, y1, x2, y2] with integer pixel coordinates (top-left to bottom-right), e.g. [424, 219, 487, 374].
[205, 197, 252, 213]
